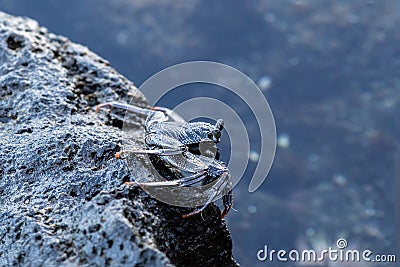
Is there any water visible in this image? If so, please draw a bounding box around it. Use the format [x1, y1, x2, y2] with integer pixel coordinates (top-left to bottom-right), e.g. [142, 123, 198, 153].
[1, 1, 398, 266]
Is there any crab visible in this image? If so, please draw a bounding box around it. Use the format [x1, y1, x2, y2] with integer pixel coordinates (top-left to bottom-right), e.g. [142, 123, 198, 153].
[96, 102, 233, 218]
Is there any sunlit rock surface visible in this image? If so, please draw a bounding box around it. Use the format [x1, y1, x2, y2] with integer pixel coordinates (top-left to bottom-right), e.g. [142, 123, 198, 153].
[0, 12, 238, 267]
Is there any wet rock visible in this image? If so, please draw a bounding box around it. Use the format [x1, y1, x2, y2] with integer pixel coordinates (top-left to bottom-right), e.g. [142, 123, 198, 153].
[0, 12, 238, 267]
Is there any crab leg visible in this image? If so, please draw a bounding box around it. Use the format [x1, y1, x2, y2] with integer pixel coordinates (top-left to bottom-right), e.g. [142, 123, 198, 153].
[95, 102, 150, 116]
[181, 201, 210, 218]
[126, 170, 229, 219]
[95, 102, 185, 123]
[182, 171, 230, 218]
[221, 189, 233, 219]
[115, 147, 185, 158]
[132, 170, 208, 188]
[178, 170, 208, 186]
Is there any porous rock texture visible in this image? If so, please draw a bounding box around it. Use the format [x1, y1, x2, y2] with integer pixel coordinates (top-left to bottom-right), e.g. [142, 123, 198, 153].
[0, 12, 238, 267]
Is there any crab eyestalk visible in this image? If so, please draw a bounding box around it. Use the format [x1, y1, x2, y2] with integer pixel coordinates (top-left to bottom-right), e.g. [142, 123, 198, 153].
[215, 119, 224, 131]
[208, 119, 224, 143]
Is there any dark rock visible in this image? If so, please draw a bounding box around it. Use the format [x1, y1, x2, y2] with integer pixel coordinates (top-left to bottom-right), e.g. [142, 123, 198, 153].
[0, 12, 238, 267]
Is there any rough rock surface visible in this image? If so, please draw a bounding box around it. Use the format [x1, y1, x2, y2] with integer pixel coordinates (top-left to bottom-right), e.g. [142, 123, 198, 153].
[0, 12, 238, 267]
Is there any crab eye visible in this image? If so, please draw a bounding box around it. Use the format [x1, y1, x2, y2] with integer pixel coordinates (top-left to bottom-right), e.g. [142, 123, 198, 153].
[216, 119, 224, 131]
[207, 132, 213, 139]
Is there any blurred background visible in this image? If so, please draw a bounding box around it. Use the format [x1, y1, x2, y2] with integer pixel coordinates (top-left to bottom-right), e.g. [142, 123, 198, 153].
[1, 1, 398, 266]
